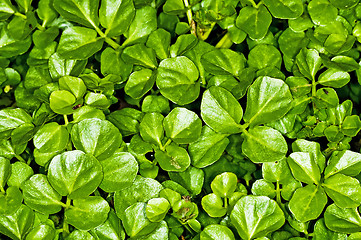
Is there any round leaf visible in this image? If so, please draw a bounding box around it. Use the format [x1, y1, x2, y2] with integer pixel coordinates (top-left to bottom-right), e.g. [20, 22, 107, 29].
[164, 107, 202, 144]
[65, 196, 110, 231]
[99, 151, 138, 192]
[71, 118, 122, 160]
[230, 195, 285, 239]
[48, 150, 103, 199]
[156, 56, 200, 105]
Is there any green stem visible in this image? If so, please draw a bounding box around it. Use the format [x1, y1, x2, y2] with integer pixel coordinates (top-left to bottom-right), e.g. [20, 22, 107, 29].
[15, 155, 26, 164]
[63, 115, 69, 126]
[311, 77, 317, 110]
[0, 185, 5, 194]
[276, 181, 281, 205]
[183, 0, 193, 25]
[105, 37, 121, 50]
[215, 32, 233, 49]
[249, 0, 258, 8]
[14, 12, 27, 19]
[184, 223, 195, 236]
[160, 138, 172, 151]
[224, 197, 228, 208]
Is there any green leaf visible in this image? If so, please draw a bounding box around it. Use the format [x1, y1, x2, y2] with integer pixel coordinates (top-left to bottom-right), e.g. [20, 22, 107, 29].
[189, 126, 229, 168]
[0, 108, 32, 138]
[22, 174, 63, 214]
[114, 175, 163, 213]
[0, 0, 15, 21]
[146, 29, 171, 60]
[0, 25, 32, 58]
[324, 204, 361, 233]
[201, 86, 242, 134]
[324, 150, 361, 178]
[48, 150, 103, 199]
[99, 0, 135, 37]
[146, 198, 170, 222]
[201, 193, 227, 218]
[7, 162, 33, 188]
[289, 185, 327, 222]
[57, 27, 104, 60]
[170, 34, 198, 58]
[0, 186, 22, 215]
[107, 108, 143, 137]
[25, 223, 56, 240]
[91, 210, 126, 240]
[314, 88, 339, 108]
[33, 122, 69, 153]
[313, 218, 347, 240]
[296, 48, 322, 80]
[263, 0, 303, 19]
[318, 69, 350, 88]
[164, 107, 202, 144]
[155, 143, 191, 172]
[84, 92, 111, 110]
[122, 44, 158, 69]
[243, 76, 293, 128]
[211, 172, 238, 198]
[66, 230, 96, 240]
[262, 158, 293, 183]
[100, 48, 132, 79]
[308, 0, 338, 26]
[0, 157, 10, 189]
[163, 0, 185, 14]
[242, 126, 288, 163]
[342, 115, 361, 137]
[139, 112, 164, 146]
[71, 118, 122, 160]
[49, 90, 78, 115]
[288, 152, 321, 185]
[251, 179, 276, 198]
[236, 5, 272, 40]
[65, 196, 110, 231]
[125, 69, 155, 99]
[322, 174, 361, 208]
[99, 151, 138, 192]
[201, 49, 245, 76]
[53, 0, 100, 28]
[48, 52, 87, 80]
[200, 224, 235, 240]
[248, 44, 282, 70]
[0, 205, 34, 240]
[141, 95, 170, 115]
[168, 166, 204, 196]
[230, 195, 285, 239]
[291, 139, 326, 174]
[121, 202, 159, 238]
[123, 6, 157, 46]
[156, 56, 200, 105]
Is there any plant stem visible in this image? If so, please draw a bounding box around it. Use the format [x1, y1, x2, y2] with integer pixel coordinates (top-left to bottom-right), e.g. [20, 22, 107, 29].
[215, 32, 233, 49]
[160, 138, 172, 151]
[183, 0, 192, 25]
[224, 197, 228, 208]
[276, 181, 282, 205]
[15, 154, 26, 163]
[63, 115, 69, 126]
[0, 185, 5, 194]
[105, 37, 121, 50]
[14, 12, 27, 20]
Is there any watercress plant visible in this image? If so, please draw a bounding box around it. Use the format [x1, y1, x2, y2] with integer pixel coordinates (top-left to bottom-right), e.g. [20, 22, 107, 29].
[2, 0, 361, 239]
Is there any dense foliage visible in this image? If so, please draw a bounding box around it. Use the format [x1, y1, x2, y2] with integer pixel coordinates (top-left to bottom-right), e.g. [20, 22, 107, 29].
[2, 0, 361, 239]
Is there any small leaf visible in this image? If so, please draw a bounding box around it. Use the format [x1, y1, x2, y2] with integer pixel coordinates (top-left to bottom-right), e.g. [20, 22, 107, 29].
[289, 185, 327, 222]
[230, 195, 285, 239]
[48, 150, 103, 199]
[65, 196, 110, 231]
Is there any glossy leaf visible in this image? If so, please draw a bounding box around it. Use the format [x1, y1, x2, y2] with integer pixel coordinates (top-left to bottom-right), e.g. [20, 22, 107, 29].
[230, 195, 285, 239]
[65, 196, 110, 231]
[201, 86, 243, 134]
[243, 76, 293, 127]
[71, 118, 122, 160]
[48, 150, 103, 199]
